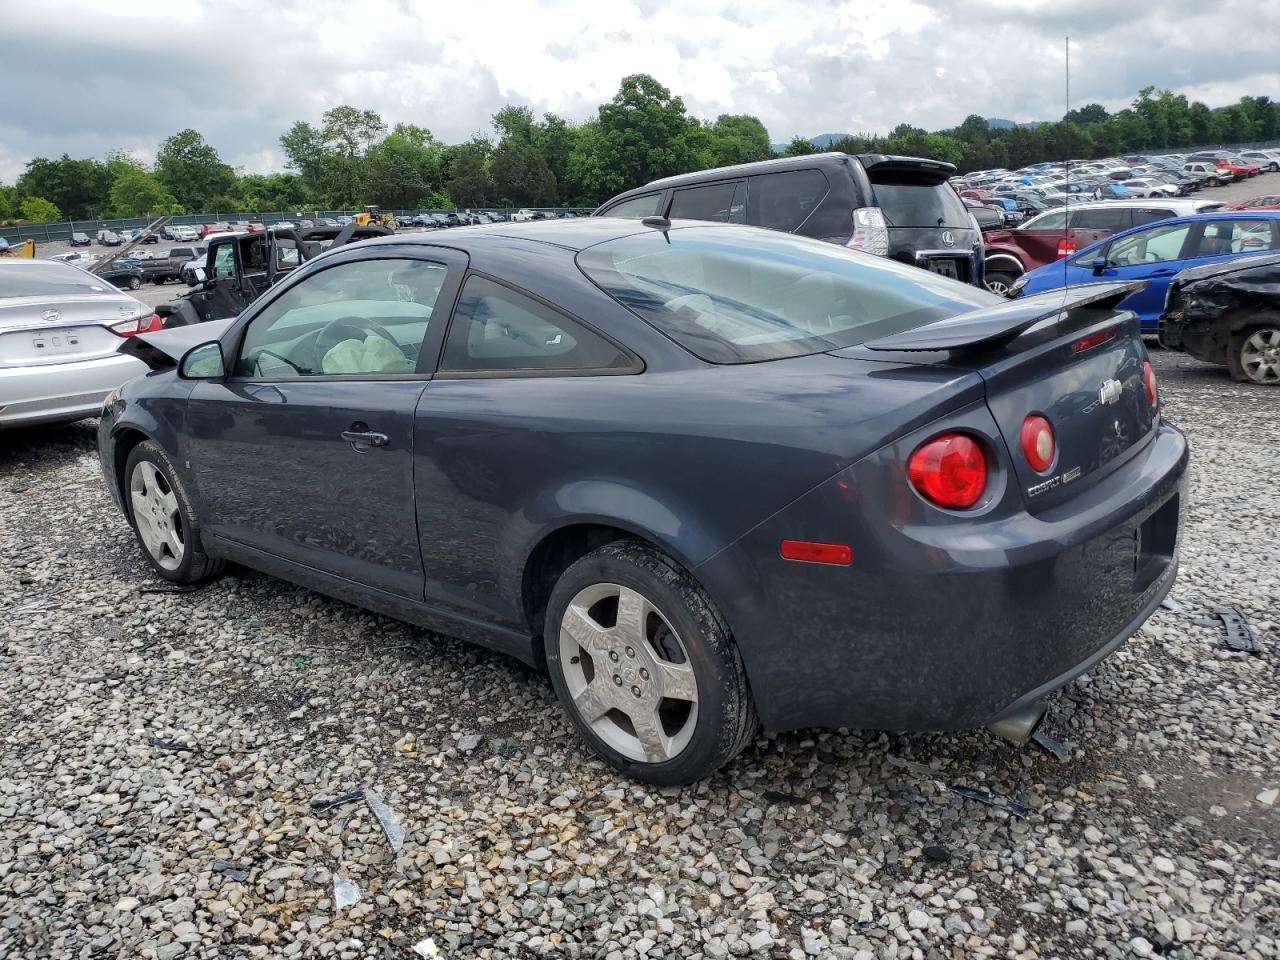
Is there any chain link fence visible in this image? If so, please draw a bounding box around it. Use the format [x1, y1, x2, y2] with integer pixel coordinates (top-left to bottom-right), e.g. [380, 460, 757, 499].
[0, 208, 596, 245]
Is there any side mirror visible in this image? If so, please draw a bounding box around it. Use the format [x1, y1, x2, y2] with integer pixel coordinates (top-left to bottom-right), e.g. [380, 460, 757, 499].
[179, 341, 226, 380]
[1091, 257, 1108, 275]
[193, 266, 208, 284]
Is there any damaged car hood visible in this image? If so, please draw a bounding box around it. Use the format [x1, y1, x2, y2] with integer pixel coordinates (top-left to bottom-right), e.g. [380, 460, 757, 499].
[1168, 252, 1280, 322]
[118, 318, 234, 370]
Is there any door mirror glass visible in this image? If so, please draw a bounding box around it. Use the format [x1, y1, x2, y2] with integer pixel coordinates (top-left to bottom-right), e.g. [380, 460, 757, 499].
[193, 266, 208, 283]
[180, 341, 225, 379]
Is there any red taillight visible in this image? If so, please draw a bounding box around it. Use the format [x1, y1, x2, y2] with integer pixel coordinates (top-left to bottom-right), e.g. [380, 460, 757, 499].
[1071, 327, 1117, 354]
[1056, 237, 1076, 258]
[779, 540, 853, 566]
[908, 433, 987, 509]
[1019, 414, 1056, 473]
[1143, 360, 1158, 409]
[110, 313, 164, 337]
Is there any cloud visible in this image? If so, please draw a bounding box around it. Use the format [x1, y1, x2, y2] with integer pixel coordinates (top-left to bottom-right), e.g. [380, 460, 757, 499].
[0, 0, 1260, 181]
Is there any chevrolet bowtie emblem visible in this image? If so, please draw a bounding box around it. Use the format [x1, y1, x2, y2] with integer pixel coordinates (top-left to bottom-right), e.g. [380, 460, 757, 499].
[1098, 378, 1122, 405]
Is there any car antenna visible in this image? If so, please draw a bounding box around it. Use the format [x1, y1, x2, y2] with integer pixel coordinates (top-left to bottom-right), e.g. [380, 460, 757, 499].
[1063, 35, 1071, 295]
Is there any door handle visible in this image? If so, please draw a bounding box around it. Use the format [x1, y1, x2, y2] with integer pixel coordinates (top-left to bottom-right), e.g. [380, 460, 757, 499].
[340, 424, 389, 450]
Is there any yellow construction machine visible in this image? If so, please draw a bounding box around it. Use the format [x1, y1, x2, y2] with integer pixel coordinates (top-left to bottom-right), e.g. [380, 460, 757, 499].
[0, 237, 36, 257]
[352, 206, 399, 231]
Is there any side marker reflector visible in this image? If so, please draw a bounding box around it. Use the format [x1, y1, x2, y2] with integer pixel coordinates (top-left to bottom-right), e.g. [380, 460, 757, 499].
[780, 540, 852, 566]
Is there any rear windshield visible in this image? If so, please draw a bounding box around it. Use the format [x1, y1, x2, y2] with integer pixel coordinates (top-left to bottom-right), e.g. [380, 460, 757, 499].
[0, 262, 116, 297]
[871, 177, 973, 228]
[577, 226, 996, 364]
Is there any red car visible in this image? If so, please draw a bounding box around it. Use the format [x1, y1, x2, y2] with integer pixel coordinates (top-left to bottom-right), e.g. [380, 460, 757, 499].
[1210, 157, 1260, 179]
[1229, 195, 1280, 211]
[198, 222, 232, 239]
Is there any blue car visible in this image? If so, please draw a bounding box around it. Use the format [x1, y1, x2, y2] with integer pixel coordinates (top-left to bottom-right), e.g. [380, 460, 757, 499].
[1011, 211, 1280, 333]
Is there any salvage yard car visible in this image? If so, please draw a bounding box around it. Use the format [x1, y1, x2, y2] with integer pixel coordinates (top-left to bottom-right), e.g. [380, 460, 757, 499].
[595, 152, 985, 288]
[1011, 211, 1280, 333]
[1159, 250, 1280, 384]
[98, 219, 1187, 784]
[0, 258, 159, 428]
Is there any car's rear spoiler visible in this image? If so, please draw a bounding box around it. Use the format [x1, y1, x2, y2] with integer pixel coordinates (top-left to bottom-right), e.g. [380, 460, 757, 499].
[118, 318, 234, 370]
[862, 281, 1146, 352]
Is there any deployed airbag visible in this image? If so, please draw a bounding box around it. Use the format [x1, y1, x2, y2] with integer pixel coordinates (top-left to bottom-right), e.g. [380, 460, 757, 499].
[321, 334, 412, 374]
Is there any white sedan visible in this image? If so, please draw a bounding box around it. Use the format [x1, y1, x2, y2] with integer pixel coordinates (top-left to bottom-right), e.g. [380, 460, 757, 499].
[0, 259, 157, 428]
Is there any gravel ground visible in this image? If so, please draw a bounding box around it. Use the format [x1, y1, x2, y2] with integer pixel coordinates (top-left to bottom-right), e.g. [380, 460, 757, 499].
[1, 354, 1277, 960]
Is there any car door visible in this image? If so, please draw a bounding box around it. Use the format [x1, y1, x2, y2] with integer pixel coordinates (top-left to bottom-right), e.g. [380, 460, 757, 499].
[185, 246, 466, 599]
[411, 273, 641, 631]
[1082, 219, 1196, 329]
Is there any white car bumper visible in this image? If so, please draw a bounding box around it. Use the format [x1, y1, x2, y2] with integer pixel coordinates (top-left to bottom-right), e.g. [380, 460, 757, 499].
[0, 353, 148, 428]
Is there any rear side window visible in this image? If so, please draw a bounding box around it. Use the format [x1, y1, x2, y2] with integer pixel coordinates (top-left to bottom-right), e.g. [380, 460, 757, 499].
[1024, 209, 1068, 229]
[578, 226, 996, 364]
[599, 193, 663, 219]
[869, 176, 971, 228]
[746, 170, 830, 231]
[1069, 208, 1132, 232]
[670, 182, 745, 223]
[441, 276, 633, 374]
[1131, 208, 1176, 226]
[1194, 219, 1279, 256]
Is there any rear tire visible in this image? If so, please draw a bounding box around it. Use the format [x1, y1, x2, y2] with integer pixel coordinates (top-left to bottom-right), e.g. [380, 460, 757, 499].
[128, 276, 141, 290]
[544, 539, 758, 785]
[124, 441, 226, 584]
[1228, 316, 1280, 385]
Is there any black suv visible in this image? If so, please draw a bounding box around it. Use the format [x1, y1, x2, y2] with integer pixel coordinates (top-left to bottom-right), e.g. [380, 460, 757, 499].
[593, 152, 983, 287]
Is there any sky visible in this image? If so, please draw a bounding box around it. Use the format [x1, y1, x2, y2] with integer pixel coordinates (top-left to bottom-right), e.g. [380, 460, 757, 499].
[0, 0, 1267, 182]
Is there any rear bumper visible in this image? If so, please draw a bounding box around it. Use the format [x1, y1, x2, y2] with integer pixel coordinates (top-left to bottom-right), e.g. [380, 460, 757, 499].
[697, 417, 1189, 733]
[0, 354, 147, 428]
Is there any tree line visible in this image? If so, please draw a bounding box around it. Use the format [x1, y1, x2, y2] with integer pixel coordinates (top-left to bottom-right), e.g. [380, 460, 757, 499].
[3, 76, 1277, 225]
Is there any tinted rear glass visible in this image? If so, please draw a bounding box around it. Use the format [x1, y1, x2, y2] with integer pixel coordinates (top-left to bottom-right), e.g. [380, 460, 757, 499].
[870, 178, 972, 228]
[746, 170, 830, 231]
[0, 262, 117, 297]
[670, 182, 743, 223]
[577, 226, 996, 364]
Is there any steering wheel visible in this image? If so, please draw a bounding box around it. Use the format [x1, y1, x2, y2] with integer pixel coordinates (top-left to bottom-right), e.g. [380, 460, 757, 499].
[313, 316, 402, 373]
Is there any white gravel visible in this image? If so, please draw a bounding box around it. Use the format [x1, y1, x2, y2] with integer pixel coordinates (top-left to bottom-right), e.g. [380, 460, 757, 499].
[0, 350, 1277, 960]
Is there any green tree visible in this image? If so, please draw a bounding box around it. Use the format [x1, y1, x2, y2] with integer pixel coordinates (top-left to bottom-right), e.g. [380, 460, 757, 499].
[109, 168, 182, 217]
[444, 137, 495, 207]
[0, 185, 17, 220]
[782, 135, 818, 157]
[533, 113, 578, 200]
[155, 129, 236, 210]
[363, 123, 443, 208]
[490, 107, 556, 206]
[588, 74, 700, 191]
[16, 155, 111, 219]
[1064, 103, 1109, 126]
[707, 114, 772, 165]
[1188, 101, 1215, 145]
[20, 195, 61, 222]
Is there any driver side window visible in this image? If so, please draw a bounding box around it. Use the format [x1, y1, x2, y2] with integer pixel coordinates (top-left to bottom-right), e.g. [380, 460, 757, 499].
[234, 258, 448, 378]
[1106, 222, 1191, 267]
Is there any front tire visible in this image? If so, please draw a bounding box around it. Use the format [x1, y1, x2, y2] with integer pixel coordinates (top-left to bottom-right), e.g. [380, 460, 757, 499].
[545, 540, 758, 785]
[128, 276, 142, 290]
[124, 441, 225, 583]
[1228, 317, 1280, 385]
[985, 271, 1020, 297]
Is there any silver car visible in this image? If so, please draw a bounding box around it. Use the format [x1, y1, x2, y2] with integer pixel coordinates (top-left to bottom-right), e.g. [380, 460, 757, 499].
[0, 259, 154, 428]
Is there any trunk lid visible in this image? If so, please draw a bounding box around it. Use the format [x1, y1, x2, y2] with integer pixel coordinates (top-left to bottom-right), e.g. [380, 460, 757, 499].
[857, 282, 1157, 510]
[0, 294, 147, 367]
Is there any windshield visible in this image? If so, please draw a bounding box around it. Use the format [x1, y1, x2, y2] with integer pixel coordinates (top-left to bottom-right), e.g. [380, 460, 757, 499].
[0, 262, 118, 297]
[577, 226, 997, 364]
[870, 178, 973, 228]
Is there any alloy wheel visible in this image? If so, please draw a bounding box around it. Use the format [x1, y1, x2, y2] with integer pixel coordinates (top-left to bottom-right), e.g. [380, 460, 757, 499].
[1240, 328, 1280, 384]
[130, 460, 185, 570]
[985, 277, 1013, 296]
[559, 582, 699, 764]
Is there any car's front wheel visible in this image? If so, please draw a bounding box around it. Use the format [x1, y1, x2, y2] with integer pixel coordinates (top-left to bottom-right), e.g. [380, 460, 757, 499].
[127, 276, 142, 290]
[985, 271, 1020, 297]
[124, 441, 226, 583]
[1229, 317, 1280, 385]
[545, 540, 758, 785]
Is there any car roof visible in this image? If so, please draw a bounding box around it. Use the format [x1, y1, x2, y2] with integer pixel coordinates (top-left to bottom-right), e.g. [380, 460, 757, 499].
[354, 217, 662, 253]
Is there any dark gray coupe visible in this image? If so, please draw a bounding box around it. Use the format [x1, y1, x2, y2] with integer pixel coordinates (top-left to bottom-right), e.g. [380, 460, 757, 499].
[98, 219, 1187, 784]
